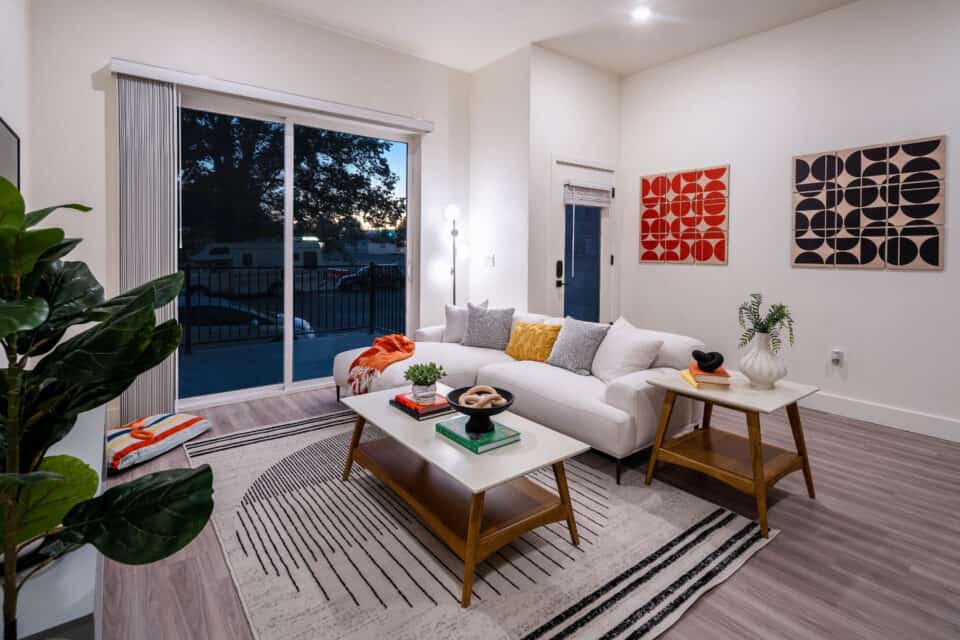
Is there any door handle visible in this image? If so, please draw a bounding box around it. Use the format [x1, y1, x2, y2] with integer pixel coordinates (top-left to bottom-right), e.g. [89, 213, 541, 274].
[555, 259, 563, 287]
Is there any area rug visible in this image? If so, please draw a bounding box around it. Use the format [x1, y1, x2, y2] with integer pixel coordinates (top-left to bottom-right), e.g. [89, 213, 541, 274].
[185, 411, 776, 640]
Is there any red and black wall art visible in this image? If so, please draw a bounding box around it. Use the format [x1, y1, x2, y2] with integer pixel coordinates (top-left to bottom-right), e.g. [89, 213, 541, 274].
[640, 165, 728, 265]
[793, 136, 945, 270]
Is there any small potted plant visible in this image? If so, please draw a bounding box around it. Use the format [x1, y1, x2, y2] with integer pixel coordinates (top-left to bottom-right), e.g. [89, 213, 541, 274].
[404, 362, 446, 402]
[737, 292, 796, 389]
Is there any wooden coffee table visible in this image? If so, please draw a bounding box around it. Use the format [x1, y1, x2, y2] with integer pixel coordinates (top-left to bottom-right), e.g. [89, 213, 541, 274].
[645, 373, 819, 537]
[340, 384, 590, 607]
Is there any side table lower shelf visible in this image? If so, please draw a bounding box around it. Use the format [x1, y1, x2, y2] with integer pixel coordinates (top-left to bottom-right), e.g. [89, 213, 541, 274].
[658, 429, 803, 495]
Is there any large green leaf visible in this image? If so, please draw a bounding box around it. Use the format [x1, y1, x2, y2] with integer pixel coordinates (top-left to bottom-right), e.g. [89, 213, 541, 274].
[0, 470, 65, 490]
[31, 288, 156, 385]
[89, 272, 183, 319]
[17, 260, 105, 355]
[0, 227, 67, 278]
[17, 415, 77, 474]
[36, 238, 82, 264]
[24, 204, 91, 228]
[0, 298, 49, 338]
[60, 466, 213, 564]
[0, 177, 25, 229]
[1, 455, 98, 544]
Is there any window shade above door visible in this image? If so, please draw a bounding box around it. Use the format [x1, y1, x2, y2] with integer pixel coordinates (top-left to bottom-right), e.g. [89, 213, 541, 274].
[563, 183, 613, 208]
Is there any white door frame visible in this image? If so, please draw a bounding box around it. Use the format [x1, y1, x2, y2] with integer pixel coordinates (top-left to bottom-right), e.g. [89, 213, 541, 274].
[549, 156, 618, 323]
[176, 90, 421, 410]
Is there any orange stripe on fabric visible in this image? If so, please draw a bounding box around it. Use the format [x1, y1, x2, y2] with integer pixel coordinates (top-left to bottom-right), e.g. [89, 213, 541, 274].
[110, 416, 206, 469]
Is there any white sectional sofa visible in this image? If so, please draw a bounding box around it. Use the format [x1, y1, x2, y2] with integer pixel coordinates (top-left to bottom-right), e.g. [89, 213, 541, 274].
[333, 316, 704, 483]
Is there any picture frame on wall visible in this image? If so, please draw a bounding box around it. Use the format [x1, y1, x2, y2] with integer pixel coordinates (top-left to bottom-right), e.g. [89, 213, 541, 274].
[0, 117, 20, 188]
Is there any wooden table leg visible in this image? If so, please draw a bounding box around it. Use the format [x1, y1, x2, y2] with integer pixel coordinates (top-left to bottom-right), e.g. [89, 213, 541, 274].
[786, 402, 816, 499]
[700, 401, 713, 430]
[645, 390, 677, 485]
[341, 416, 366, 481]
[745, 411, 769, 538]
[461, 492, 485, 607]
[553, 462, 579, 546]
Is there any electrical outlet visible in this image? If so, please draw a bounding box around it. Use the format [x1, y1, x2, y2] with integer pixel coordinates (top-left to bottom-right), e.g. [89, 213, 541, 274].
[831, 348, 844, 366]
[486, 253, 495, 268]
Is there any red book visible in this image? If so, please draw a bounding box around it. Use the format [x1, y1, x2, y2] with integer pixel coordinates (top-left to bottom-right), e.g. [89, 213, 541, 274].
[688, 363, 731, 385]
[394, 392, 449, 412]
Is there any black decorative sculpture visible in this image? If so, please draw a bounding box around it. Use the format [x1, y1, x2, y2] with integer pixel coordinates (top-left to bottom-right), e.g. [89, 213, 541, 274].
[692, 349, 724, 372]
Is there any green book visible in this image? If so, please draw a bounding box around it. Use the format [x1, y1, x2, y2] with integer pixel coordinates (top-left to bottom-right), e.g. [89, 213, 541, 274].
[435, 416, 520, 454]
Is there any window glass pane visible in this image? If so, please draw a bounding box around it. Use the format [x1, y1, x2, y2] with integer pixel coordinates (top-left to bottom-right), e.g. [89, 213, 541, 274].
[178, 108, 285, 398]
[292, 125, 407, 381]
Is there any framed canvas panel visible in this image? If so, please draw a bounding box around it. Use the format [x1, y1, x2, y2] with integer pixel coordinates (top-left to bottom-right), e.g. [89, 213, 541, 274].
[0, 118, 20, 188]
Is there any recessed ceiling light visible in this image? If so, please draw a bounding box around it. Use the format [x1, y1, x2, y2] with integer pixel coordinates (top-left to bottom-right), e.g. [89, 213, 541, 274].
[631, 6, 652, 22]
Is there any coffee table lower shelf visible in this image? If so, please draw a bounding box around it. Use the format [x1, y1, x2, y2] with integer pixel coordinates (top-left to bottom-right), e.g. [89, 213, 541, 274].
[349, 436, 578, 607]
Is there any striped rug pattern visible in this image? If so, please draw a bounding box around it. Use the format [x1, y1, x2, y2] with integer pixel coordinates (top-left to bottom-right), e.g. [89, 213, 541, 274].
[186, 411, 774, 640]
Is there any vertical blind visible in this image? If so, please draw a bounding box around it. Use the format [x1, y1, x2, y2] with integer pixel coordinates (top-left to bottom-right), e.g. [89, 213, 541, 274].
[118, 75, 179, 422]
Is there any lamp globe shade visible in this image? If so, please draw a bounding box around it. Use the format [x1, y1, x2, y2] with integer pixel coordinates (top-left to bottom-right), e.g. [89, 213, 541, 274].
[443, 205, 461, 222]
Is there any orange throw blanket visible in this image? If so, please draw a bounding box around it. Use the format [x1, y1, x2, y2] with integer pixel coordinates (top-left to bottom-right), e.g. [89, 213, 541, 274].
[347, 334, 416, 394]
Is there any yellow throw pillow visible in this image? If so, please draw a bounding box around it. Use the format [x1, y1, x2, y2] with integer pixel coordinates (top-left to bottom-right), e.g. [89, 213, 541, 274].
[506, 322, 562, 362]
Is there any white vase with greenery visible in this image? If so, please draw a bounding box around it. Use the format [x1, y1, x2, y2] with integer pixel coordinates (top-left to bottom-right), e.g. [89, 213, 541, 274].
[737, 293, 795, 389]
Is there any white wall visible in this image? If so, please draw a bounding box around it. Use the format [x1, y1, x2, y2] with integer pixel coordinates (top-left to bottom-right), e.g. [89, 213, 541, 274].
[467, 47, 531, 309]
[528, 46, 620, 314]
[618, 0, 960, 439]
[0, 0, 30, 199]
[28, 0, 470, 327]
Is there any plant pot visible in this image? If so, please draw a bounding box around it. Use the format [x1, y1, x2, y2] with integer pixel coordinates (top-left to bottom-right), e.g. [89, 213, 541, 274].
[739, 333, 787, 389]
[411, 383, 437, 403]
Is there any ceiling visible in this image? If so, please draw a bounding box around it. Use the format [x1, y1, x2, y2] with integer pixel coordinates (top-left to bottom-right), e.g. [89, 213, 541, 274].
[246, 0, 854, 75]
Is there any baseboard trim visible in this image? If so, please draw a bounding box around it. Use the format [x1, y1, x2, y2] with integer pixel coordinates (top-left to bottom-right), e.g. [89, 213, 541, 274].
[801, 391, 959, 443]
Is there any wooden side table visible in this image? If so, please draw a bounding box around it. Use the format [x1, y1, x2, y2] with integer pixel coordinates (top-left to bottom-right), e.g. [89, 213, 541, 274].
[645, 374, 819, 537]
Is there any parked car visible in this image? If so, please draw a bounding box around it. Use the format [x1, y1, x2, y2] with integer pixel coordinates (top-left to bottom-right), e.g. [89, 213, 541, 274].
[336, 264, 404, 291]
[178, 294, 315, 344]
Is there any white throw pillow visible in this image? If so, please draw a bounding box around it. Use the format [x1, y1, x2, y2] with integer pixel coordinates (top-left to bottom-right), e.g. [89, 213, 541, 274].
[591, 317, 663, 383]
[512, 311, 549, 332]
[443, 300, 487, 343]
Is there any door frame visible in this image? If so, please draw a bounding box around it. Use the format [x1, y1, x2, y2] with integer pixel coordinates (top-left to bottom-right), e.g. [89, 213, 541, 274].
[176, 90, 421, 410]
[549, 156, 618, 323]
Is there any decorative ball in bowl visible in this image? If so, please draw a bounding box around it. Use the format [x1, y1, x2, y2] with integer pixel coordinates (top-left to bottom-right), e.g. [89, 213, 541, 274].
[446, 385, 514, 436]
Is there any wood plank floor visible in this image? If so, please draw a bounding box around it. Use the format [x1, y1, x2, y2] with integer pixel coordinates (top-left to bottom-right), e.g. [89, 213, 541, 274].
[102, 389, 960, 639]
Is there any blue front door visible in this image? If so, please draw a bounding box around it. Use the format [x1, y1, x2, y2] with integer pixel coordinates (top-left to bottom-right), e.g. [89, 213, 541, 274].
[563, 204, 601, 322]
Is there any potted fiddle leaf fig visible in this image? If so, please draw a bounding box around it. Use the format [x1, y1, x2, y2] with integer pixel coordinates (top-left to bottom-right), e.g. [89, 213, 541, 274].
[0, 177, 214, 640]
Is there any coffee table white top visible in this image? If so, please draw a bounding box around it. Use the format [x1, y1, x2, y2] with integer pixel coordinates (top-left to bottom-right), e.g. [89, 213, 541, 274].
[341, 384, 590, 494]
[647, 371, 819, 414]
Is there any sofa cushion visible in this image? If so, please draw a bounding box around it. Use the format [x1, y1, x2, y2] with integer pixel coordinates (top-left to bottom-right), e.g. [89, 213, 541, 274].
[334, 341, 513, 394]
[477, 360, 639, 458]
[546, 317, 610, 375]
[462, 303, 514, 350]
[505, 322, 561, 362]
[632, 328, 706, 370]
[591, 317, 663, 383]
[443, 300, 487, 343]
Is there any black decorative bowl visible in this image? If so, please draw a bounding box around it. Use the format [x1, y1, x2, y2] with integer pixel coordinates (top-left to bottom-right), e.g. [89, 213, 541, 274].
[446, 387, 514, 436]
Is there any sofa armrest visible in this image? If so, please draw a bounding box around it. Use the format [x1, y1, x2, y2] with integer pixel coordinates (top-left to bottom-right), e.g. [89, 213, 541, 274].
[605, 369, 702, 439]
[415, 325, 445, 342]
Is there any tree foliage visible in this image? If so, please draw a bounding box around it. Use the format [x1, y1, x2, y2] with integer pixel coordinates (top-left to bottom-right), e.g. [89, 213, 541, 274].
[179, 109, 406, 261]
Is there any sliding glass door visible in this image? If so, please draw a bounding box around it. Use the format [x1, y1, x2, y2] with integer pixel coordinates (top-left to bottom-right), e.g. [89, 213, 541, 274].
[176, 104, 410, 400]
[292, 125, 407, 381]
[178, 109, 285, 399]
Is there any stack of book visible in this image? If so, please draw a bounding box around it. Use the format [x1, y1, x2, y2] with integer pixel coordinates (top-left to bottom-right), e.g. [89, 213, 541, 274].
[389, 392, 455, 420]
[681, 363, 732, 390]
[436, 416, 520, 454]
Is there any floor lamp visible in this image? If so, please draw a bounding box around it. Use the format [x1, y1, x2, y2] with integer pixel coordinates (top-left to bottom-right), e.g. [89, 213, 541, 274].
[443, 205, 461, 305]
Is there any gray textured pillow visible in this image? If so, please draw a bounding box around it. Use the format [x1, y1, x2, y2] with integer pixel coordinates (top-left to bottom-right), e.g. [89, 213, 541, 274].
[461, 303, 515, 350]
[443, 300, 488, 343]
[547, 317, 610, 375]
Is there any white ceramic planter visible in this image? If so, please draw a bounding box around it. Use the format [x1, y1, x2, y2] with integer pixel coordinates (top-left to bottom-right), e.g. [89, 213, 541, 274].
[411, 383, 437, 403]
[739, 333, 787, 389]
